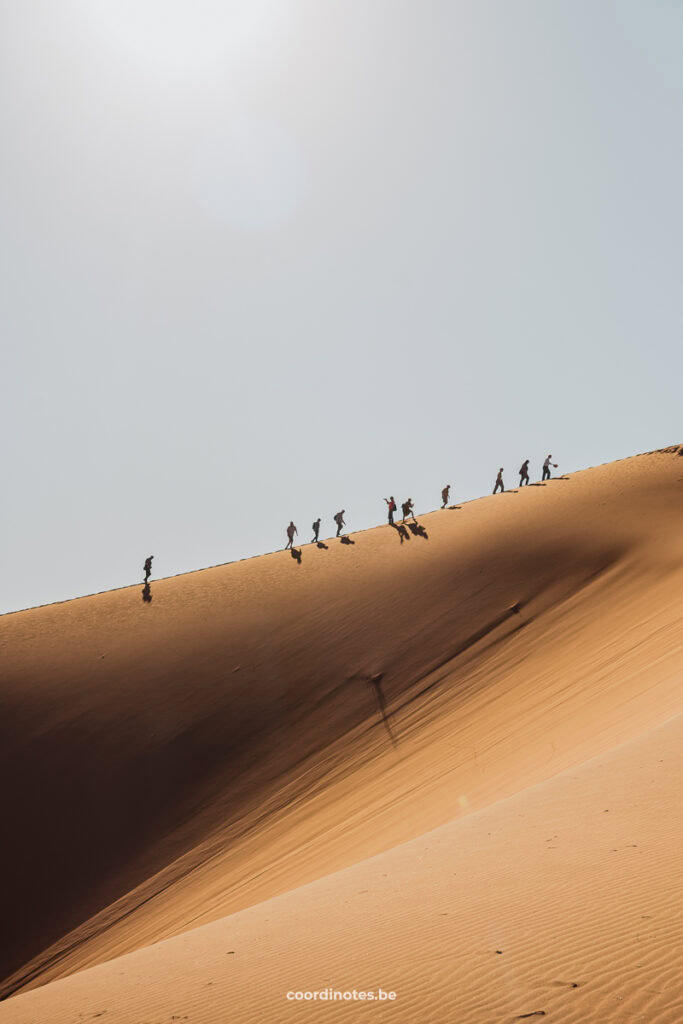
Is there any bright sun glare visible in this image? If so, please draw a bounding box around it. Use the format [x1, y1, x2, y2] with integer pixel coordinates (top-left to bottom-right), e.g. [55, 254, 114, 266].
[90, 0, 282, 72]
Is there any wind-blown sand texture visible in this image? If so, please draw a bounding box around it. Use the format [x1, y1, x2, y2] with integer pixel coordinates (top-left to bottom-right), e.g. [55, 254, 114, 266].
[1, 446, 681, 1023]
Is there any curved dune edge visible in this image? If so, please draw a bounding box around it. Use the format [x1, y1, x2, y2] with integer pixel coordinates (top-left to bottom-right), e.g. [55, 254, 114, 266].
[3, 712, 682, 1024]
[0, 447, 681, 998]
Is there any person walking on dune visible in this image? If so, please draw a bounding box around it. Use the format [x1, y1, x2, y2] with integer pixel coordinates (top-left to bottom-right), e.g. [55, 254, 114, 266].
[402, 498, 416, 522]
[542, 454, 557, 482]
[384, 496, 397, 525]
[493, 468, 505, 494]
[441, 484, 451, 508]
[143, 555, 154, 582]
[285, 521, 298, 549]
[312, 518, 321, 543]
[519, 460, 530, 486]
[334, 510, 346, 537]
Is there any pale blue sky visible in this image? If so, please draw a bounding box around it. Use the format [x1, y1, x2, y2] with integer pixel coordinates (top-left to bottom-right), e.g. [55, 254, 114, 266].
[1, 0, 681, 613]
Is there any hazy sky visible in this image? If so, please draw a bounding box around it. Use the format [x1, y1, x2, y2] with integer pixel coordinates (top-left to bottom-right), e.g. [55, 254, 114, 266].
[1, 1, 681, 614]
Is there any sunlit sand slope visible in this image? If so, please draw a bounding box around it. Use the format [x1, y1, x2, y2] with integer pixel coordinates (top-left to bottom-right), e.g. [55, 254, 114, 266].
[0, 446, 681, 999]
[3, 713, 681, 1024]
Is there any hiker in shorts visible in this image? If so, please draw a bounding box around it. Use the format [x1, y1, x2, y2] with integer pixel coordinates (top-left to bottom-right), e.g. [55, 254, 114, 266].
[441, 484, 451, 508]
[401, 498, 416, 522]
[542, 454, 557, 482]
[384, 496, 397, 525]
[143, 555, 154, 582]
[285, 521, 297, 549]
[493, 468, 504, 494]
[334, 510, 345, 537]
[312, 518, 321, 543]
[519, 460, 530, 486]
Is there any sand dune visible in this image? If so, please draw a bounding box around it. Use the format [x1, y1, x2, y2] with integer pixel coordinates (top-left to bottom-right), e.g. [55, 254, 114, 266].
[4, 711, 681, 1024]
[0, 446, 681, 1017]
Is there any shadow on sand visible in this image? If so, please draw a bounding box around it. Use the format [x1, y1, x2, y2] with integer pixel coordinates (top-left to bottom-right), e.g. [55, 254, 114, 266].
[141, 582, 153, 604]
[368, 673, 397, 749]
[408, 521, 429, 540]
[315, 541, 329, 550]
[290, 547, 302, 564]
[340, 535, 355, 545]
[392, 523, 410, 544]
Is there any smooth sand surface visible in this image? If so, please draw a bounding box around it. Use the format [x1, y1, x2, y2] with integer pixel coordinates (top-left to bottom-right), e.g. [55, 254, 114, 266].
[3, 712, 681, 1024]
[1, 446, 681, 1021]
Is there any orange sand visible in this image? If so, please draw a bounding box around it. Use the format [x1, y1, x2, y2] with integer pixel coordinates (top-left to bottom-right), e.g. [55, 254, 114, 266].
[1, 446, 681, 1022]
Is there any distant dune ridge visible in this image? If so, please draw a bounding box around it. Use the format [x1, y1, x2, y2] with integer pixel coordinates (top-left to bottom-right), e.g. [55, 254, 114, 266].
[0, 446, 681, 1023]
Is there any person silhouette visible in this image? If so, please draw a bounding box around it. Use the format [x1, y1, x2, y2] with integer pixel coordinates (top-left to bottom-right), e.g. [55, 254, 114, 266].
[334, 510, 346, 537]
[312, 518, 321, 543]
[384, 496, 396, 525]
[285, 521, 297, 549]
[441, 484, 451, 508]
[493, 468, 504, 494]
[143, 555, 154, 582]
[542, 454, 557, 481]
[401, 498, 416, 522]
[519, 460, 530, 486]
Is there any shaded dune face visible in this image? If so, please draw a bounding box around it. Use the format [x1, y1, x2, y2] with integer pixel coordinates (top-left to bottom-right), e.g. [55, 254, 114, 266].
[0, 447, 681, 998]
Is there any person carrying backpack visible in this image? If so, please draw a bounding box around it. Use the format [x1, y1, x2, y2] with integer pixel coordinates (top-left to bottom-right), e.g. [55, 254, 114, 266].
[334, 510, 346, 537]
[384, 496, 396, 525]
[401, 498, 416, 521]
